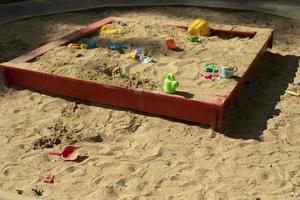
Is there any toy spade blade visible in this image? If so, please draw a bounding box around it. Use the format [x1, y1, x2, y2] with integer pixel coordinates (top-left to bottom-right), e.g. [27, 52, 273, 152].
[48, 145, 78, 161]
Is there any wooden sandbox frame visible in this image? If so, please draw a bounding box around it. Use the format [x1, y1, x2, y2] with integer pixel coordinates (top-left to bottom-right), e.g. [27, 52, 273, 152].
[0, 16, 273, 129]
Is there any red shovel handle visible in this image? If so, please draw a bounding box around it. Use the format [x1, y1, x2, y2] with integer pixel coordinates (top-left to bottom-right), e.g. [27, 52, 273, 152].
[48, 152, 62, 156]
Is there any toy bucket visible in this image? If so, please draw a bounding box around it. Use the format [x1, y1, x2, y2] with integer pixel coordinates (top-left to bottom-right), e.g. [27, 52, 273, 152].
[220, 66, 238, 79]
[165, 39, 176, 50]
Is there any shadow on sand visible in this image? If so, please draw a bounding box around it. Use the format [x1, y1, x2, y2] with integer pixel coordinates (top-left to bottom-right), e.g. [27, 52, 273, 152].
[220, 52, 299, 140]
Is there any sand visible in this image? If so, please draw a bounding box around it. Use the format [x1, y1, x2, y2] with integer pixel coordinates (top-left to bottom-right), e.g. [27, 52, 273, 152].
[0, 6, 300, 200]
[18, 17, 272, 101]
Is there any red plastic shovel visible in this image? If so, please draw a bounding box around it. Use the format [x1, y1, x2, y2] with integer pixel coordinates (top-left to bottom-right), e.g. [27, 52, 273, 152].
[48, 145, 78, 161]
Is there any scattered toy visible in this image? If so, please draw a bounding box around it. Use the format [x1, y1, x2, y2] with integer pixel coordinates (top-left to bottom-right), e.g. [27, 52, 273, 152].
[165, 39, 177, 50]
[187, 19, 210, 37]
[16, 189, 23, 195]
[163, 73, 179, 94]
[83, 39, 97, 49]
[80, 43, 88, 49]
[68, 43, 89, 50]
[219, 66, 238, 79]
[285, 90, 300, 98]
[126, 52, 137, 60]
[77, 39, 97, 49]
[68, 43, 81, 49]
[143, 56, 154, 64]
[189, 37, 201, 42]
[134, 48, 145, 59]
[100, 25, 119, 35]
[41, 174, 54, 183]
[292, 80, 300, 85]
[107, 44, 128, 51]
[32, 188, 43, 196]
[199, 72, 220, 80]
[203, 63, 218, 73]
[48, 145, 78, 161]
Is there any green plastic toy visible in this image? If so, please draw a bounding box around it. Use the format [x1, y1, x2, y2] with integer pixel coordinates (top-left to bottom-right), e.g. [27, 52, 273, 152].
[163, 73, 179, 94]
[203, 63, 218, 73]
[189, 37, 201, 42]
[285, 90, 299, 97]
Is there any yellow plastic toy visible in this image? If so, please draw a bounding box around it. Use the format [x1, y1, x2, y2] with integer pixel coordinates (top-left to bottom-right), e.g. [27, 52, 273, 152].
[68, 43, 80, 49]
[187, 19, 210, 37]
[100, 25, 119, 35]
[68, 43, 88, 49]
[80, 44, 88, 49]
[126, 52, 137, 60]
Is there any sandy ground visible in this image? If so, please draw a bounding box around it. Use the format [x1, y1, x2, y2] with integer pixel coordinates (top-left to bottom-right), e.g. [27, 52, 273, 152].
[0, 6, 300, 200]
[19, 17, 272, 101]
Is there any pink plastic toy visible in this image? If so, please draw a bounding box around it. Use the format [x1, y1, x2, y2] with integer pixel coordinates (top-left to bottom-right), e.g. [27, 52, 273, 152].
[48, 145, 78, 161]
[199, 72, 220, 80]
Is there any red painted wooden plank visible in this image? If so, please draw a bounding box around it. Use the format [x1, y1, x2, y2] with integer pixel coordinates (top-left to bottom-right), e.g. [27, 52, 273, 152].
[11, 17, 114, 63]
[0, 68, 8, 93]
[0, 64, 220, 126]
[0, 17, 273, 128]
[223, 32, 273, 106]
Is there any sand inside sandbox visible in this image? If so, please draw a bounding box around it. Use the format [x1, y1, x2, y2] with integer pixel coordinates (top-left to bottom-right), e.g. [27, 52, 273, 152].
[19, 18, 273, 101]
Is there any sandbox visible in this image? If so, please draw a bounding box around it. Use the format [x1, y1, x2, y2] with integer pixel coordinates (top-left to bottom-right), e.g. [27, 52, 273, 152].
[0, 16, 273, 128]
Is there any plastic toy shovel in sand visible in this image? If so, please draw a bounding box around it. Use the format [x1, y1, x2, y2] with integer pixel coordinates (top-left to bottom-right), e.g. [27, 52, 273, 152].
[48, 145, 79, 161]
[285, 90, 300, 98]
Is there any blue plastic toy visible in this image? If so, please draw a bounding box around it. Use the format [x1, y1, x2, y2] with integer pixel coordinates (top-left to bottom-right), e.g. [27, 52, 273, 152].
[134, 48, 144, 58]
[79, 39, 97, 49]
[107, 44, 128, 50]
[86, 40, 97, 49]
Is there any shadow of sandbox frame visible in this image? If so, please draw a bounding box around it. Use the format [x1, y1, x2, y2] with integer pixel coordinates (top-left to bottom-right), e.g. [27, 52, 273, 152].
[0, 16, 273, 129]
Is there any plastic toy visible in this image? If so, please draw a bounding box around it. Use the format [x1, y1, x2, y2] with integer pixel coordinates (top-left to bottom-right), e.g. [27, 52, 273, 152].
[68, 43, 81, 49]
[85, 40, 97, 49]
[79, 39, 97, 49]
[41, 174, 54, 183]
[107, 44, 128, 51]
[143, 56, 153, 64]
[292, 80, 300, 85]
[189, 37, 201, 42]
[100, 25, 119, 35]
[187, 19, 210, 37]
[163, 73, 179, 94]
[219, 66, 238, 79]
[203, 63, 218, 73]
[134, 48, 144, 59]
[126, 52, 137, 60]
[199, 72, 219, 80]
[80, 44, 88, 49]
[48, 145, 78, 161]
[285, 90, 300, 97]
[166, 39, 177, 50]
[32, 188, 43, 196]
[68, 43, 89, 50]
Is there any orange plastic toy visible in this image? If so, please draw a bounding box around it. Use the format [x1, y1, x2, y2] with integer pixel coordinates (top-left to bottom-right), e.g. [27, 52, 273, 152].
[165, 39, 176, 50]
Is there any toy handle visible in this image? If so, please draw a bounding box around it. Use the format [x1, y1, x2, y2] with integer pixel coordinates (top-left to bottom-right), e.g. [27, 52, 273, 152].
[48, 152, 62, 156]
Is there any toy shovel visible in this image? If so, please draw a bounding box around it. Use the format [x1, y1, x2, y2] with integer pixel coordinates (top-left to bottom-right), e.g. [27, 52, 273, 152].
[48, 145, 78, 161]
[285, 90, 300, 97]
